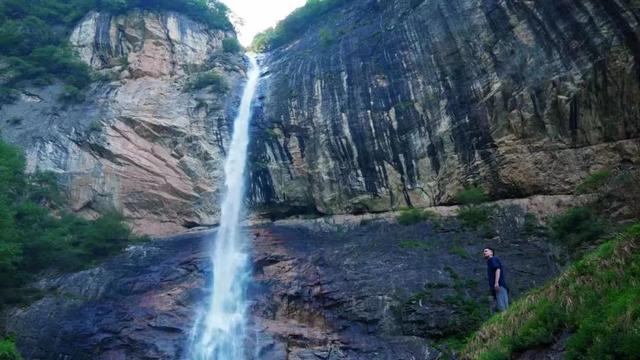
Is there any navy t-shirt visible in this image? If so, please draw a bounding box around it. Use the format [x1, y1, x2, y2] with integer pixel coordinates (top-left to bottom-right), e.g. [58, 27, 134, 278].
[487, 256, 507, 293]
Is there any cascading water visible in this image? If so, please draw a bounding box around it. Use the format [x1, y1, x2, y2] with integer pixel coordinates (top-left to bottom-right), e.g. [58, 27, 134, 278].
[190, 54, 260, 360]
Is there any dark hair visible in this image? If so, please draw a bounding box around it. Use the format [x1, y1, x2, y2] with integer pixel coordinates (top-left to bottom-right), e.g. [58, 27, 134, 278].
[484, 247, 495, 255]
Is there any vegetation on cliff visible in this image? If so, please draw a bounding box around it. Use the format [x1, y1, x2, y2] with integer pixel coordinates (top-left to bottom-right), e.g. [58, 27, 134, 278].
[0, 338, 21, 360]
[461, 222, 640, 359]
[0, 139, 144, 307]
[0, 0, 232, 105]
[251, 0, 350, 52]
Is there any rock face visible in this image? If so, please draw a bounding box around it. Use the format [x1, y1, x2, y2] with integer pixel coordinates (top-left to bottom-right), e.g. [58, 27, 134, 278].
[6, 200, 563, 359]
[0, 10, 245, 235]
[248, 0, 640, 216]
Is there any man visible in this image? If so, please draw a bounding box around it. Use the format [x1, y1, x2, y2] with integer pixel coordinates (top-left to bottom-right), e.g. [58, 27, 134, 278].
[483, 247, 509, 312]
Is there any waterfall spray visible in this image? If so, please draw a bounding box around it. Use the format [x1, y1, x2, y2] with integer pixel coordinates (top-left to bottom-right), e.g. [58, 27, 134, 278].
[190, 54, 260, 360]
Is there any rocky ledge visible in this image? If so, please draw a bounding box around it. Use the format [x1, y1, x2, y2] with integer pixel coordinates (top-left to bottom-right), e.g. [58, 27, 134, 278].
[6, 197, 569, 359]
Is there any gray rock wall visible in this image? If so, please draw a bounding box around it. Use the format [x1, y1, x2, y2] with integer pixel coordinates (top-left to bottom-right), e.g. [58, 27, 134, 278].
[249, 0, 640, 216]
[0, 10, 245, 235]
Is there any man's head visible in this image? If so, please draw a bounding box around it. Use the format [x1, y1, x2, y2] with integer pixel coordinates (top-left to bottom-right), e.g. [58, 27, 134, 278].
[483, 247, 494, 260]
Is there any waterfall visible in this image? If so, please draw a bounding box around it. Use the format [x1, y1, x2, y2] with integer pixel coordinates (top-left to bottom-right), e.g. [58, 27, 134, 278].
[190, 54, 260, 360]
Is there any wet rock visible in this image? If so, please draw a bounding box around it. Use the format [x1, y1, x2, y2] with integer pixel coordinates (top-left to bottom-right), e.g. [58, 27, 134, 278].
[248, 0, 640, 215]
[5, 199, 566, 359]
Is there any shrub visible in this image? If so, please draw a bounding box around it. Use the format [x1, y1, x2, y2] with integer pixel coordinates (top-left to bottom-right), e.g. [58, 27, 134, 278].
[575, 169, 612, 194]
[550, 207, 606, 250]
[185, 71, 227, 92]
[396, 207, 436, 225]
[0, 338, 22, 360]
[318, 27, 334, 46]
[0, 139, 144, 306]
[0, 87, 20, 105]
[522, 213, 539, 235]
[222, 37, 242, 53]
[58, 84, 85, 103]
[456, 186, 489, 205]
[457, 205, 492, 229]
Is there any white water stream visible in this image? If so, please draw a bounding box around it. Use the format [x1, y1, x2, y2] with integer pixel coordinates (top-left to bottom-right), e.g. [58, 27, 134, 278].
[190, 54, 260, 360]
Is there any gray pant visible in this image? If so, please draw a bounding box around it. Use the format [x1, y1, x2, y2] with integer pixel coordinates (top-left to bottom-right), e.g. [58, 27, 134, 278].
[495, 286, 509, 312]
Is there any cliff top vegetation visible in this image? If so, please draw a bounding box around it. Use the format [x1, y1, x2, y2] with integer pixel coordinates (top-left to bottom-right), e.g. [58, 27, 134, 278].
[251, 0, 350, 52]
[0, 0, 232, 106]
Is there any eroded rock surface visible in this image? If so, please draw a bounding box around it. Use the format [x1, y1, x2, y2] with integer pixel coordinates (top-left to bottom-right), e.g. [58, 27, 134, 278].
[0, 10, 245, 235]
[6, 199, 564, 359]
[249, 0, 640, 216]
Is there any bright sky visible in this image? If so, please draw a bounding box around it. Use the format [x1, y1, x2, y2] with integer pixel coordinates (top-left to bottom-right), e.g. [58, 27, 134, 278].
[222, 0, 307, 46]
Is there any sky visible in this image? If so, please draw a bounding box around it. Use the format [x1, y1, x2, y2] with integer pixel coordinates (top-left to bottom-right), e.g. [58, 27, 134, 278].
[222, 0, 307, 46]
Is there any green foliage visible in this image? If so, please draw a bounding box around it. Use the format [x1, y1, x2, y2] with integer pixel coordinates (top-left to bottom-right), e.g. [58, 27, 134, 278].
[251, 0, 350, 52]
[550, 207, 607, 250]
[0, 0, 232, 103]
[449, 245, 470, 259]
[185, 71, 227, 92]
[0, 138, 143, 307]
[576, 169, 612, 194]
[222, 37, 242, 53]
[522, 212, 539, 235]
[318, 27, 334, 46]
[398, 239, 431, 249]
[396, 207, 436, 225]
[0, 338, 22, 360]
[58, 84, 85, 103]
[464, 223, 640, 359]
[456, 186, 489, 205]
[457, 205, 492, 229]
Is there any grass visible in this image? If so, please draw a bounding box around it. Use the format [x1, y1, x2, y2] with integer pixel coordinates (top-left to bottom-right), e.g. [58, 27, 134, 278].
[461, 222, 640, 359]
[396, 207, 437, 225]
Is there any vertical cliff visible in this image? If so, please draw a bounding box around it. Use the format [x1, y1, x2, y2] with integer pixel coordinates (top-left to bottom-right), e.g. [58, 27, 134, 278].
[249, 0, 640, 216]
[0, 10, 245, 235]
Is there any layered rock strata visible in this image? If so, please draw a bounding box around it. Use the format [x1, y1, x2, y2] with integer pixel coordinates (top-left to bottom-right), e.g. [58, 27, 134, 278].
[0, 10, 245, 235]
[249, 0, 640, 216]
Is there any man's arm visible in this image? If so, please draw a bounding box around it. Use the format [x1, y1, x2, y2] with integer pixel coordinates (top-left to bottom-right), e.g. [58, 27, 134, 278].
[494, 268, 501, 291]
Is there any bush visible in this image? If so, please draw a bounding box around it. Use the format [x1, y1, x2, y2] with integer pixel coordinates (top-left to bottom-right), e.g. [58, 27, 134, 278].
[550, 207, 606, 250]
[576, 169, 612, 194]
[396, 207, 436, 225]
[0, 338, 22, 360]
[456, 186, 489, 205]
[58, 84, 85, 103]
[457, 205, 492, 229]
[0, 138, 144, 306]
[185, 71, 227, 92]
[222, 37, 242, 53]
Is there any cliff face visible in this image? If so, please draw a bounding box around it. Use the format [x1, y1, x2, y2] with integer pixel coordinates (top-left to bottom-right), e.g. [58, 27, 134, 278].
[249, 0, 640, 216]
[0, 10, 245, 235]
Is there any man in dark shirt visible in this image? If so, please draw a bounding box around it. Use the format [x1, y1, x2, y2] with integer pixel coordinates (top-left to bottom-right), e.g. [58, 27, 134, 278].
[483, 247, 509, 312]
